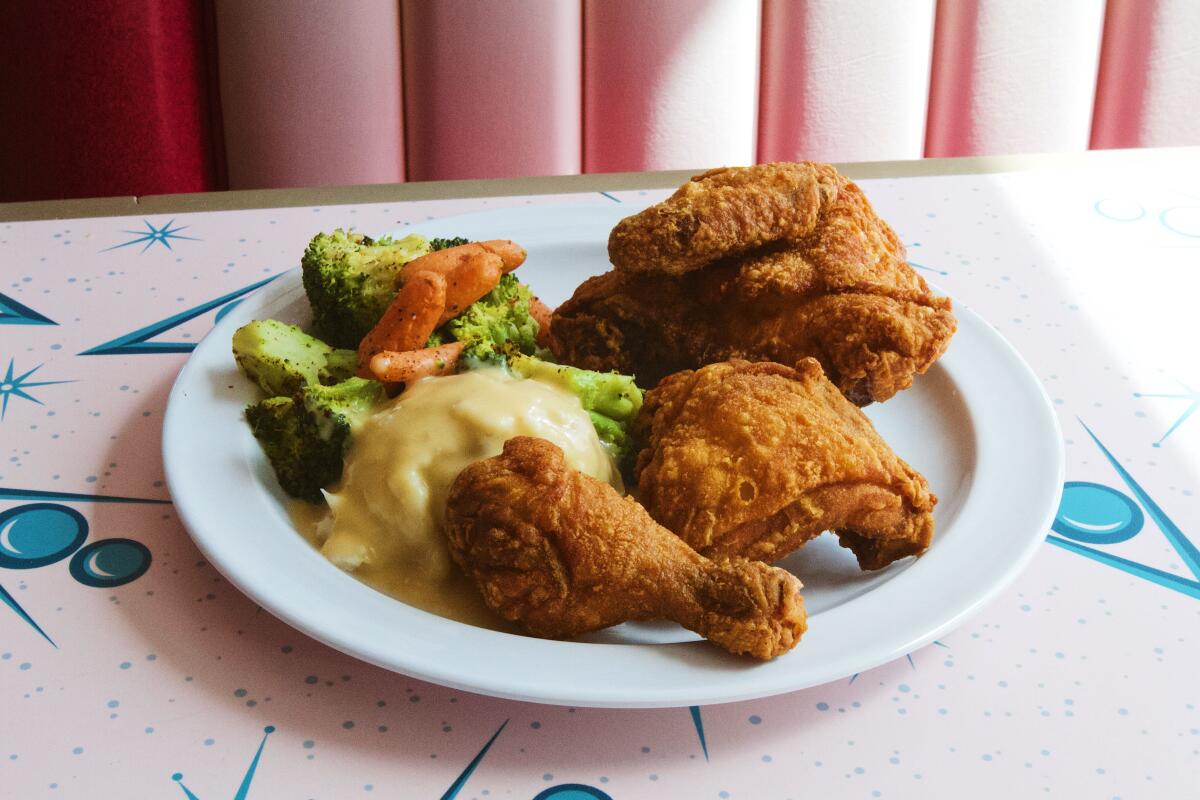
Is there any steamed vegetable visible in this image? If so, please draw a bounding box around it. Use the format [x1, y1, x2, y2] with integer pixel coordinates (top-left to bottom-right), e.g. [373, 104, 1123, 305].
[231, 319, 357, 396]
[244, 378, 385, 503]
[440, 274, 540, 366]
[300, 229, 430, 348]
[511, 355, 643, 464]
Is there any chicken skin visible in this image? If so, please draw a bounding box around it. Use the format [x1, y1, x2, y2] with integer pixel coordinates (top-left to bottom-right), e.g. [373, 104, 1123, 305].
[608, 162, 845, 275]
[445, 437, 807, 660]
[634, 359, 936, 570]
[551, 162, 956, 404]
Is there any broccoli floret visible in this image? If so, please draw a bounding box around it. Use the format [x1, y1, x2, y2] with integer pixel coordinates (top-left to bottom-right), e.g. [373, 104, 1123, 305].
[510, 355, 643, 464]
[301, 229, 431, 348]
[429, 236, 470, 251]
[442, 274, 540, 366]
[318, 347, 358, 384]
[245, 377, 385, 502]
[232, 319, 358, 396]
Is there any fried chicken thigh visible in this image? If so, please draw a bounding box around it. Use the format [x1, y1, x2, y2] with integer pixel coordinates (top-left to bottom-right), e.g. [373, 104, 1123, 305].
[445, 437, 807, 659]
[551, 163, 956, 404]
[634, 359, 936, 570]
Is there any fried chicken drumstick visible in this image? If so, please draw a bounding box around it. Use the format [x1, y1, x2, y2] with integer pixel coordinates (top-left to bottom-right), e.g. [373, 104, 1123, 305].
[445, 437, 807, 659]
[551, 162, 956, 404]
[634, 359, 936, 570]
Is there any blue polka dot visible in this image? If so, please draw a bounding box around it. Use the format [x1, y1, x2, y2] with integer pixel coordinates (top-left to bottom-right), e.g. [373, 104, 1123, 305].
[816, 702, 829, 711]
[898, 684, 911, 693]
[749, 715, 762, 724]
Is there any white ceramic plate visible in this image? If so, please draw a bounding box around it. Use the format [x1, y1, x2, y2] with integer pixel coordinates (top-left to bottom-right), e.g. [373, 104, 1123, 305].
[163, 204, 1064, 708]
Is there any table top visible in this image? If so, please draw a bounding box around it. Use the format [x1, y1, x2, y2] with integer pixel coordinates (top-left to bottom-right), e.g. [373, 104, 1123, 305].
[2, 150, 1199, 798]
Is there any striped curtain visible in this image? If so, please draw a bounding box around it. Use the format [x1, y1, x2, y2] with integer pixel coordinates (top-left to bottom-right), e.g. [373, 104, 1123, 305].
[2, 0, 1198, 201]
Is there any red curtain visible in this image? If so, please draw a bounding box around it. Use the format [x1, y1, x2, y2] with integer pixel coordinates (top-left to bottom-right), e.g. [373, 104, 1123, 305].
[0, 0, 224, 202]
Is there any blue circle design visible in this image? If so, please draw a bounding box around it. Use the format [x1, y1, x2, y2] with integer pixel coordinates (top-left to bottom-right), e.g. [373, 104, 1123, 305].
[532, 786, 614, 800]
[68, 539, 151, 587]
[0, 503, 88, 569]
[1094, 198, 1146, 222]
[1052, 482, 1143, 545]
[1159, 206, 1200, 238]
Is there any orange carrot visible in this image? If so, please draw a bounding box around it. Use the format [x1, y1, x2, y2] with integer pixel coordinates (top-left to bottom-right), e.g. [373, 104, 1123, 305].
[437, 253, 503, 326]
[358, 271, 445, 373]
[369, 341, 465, 385]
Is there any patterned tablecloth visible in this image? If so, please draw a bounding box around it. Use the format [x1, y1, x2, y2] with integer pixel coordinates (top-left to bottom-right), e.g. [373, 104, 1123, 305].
[1, 160, 1198, 799]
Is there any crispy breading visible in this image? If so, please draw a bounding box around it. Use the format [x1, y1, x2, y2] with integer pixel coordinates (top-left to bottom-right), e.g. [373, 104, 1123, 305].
[552, 167, 956, 404]
[634, 359, 936, 570]
[445, 437, 807, 660]
[608, 162, 844, 275]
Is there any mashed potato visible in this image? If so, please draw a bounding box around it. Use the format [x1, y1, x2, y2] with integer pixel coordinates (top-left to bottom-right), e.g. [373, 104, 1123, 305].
[318, 369, 620, 594]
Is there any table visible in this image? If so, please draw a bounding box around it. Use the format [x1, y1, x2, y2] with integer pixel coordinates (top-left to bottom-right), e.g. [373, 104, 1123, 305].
[2, 150, 1198, 798]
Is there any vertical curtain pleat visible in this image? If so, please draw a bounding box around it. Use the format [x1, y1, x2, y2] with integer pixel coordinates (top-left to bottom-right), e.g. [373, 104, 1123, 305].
[925, 0, 1107, 157]
[583, 0, 760, 173]
[402, 0, 581, 182]
[0, 0, 218, 202]
[1092, 0, 1200, 150]
[214, 0, 404, 190]
[758, 0, 935, 163]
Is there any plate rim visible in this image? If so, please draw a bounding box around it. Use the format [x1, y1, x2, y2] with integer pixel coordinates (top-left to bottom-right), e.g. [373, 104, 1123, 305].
[162, 203, 1064, 708]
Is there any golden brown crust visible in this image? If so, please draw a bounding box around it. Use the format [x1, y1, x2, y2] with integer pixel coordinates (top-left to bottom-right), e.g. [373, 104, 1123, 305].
[634, 359, 936, 570]
[445, 437, 807, 660]
[608, 162, 845, 275]
[552, 164, 957, 403]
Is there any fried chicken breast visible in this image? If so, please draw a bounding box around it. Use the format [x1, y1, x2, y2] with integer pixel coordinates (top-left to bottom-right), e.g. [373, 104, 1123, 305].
[608, 162, 844, 275]
[551, 163, 956, 404]
[445, 437, 807, 660]
[634, 359, 936, 570]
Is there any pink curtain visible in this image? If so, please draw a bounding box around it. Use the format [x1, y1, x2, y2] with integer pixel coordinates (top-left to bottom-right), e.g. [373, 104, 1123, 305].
[1091, 0, 1200, 150]
[926, 0, 1107, 157]
[214, 0, 405, 189]
[583, 0, 760, 173]
[11, 1, 1200, 201]
[402, 0, 581, 181]
[759, 0, 935, 164]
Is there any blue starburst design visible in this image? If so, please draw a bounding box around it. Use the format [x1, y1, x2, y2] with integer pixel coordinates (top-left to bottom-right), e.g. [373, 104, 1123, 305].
[172, 726, 275, 799]
[0, 292, 56, 326]
[904, 243, 949, 276]
[689, 705, 708, 761]
[79, 273, 282, 356]
[0, 359, 73, 420]
[440, 719, 508, 800]
[101, 218, 199, 253]
[1134, 379, 1199, 448]
[847, 640, 948, 683]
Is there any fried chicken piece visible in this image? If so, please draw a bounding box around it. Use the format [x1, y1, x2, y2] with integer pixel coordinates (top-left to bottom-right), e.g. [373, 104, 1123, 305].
[608, 162, 844, 275]
[552, 164, 956, 403]
[634, 359, 936, 570]
[445, 437, 807, 660]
